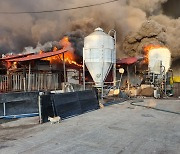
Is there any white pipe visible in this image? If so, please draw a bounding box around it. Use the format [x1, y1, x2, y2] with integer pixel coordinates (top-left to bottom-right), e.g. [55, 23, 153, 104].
[108, 29, 116, 87]
[3, 103, 6, 116]
[38, 94, 42, 124]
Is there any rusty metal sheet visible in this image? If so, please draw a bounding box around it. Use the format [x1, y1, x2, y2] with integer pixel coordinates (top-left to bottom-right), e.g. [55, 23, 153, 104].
[117, 57, 138, 65]
[7, 49, 67, 62]
[0, 53, 34, 61]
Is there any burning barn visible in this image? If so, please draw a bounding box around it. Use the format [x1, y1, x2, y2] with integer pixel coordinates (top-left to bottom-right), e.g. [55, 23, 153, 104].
[0, 37, 83, 93]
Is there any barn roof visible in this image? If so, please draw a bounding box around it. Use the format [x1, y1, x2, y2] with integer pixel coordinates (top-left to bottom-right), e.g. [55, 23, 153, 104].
[7, 49, 67, 62]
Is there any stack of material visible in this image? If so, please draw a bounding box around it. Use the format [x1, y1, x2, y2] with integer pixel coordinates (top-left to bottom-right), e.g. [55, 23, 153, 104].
[137, 87, 154, 97]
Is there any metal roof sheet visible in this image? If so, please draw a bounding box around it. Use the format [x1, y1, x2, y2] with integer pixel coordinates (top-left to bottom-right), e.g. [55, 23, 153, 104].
[116, 57, 138, 65]
[7, 49, 67, 62]
[0, 53, 34, 61]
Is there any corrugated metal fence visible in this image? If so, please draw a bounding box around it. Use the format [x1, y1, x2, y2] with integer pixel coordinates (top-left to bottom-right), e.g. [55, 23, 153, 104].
[0, 90, 99, 122]
[0, 92, 39, 118]
[40, 90, 99, 123]
[0, 72, 61, 92]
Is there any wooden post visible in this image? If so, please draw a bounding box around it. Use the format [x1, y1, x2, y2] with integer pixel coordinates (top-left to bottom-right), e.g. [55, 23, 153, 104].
[63, 53, 66, 83]
[63, 53, 66, 92]
[28, 63, 31, 91]
[23, 67, 26, 92]
[3, 103, 6, 116]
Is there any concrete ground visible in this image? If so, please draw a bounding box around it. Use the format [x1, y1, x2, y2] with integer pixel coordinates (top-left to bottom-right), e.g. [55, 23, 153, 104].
[0, 98, 180, 154]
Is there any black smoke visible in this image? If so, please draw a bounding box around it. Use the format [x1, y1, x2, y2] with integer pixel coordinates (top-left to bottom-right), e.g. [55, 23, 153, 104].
[0, 0, 179, 59]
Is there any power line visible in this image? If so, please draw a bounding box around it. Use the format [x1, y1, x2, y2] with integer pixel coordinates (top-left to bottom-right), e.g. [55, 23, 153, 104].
[0, 0, 119, 14]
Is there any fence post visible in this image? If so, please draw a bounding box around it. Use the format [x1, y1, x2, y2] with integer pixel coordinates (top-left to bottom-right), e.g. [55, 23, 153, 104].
[3, 102, 6, 116]
[38, 93, 42, 124]
[28, 63, 31, 91]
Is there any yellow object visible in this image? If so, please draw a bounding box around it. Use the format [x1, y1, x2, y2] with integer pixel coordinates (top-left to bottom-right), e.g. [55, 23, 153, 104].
[170, 76, 180, 84]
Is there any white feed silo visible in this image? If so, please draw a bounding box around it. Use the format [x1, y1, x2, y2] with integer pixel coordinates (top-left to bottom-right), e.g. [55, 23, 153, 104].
[83, 27, 116, 88]
[148, 47, 171, 74]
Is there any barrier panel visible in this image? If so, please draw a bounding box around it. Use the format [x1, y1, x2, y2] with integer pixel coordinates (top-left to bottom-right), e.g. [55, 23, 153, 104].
[0, 103, 3, 116]
[40, 94, 55, 123]
[40, 90, 99, 122]
[53, 92, 81, 118]
[0, 90, 99, 122]
[0, 92, 39, 118]
[78, 90, 99, 113]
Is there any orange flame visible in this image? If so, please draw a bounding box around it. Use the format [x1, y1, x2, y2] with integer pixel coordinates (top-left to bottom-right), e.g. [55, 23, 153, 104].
[143, 44, 162, 63]
[39, 50, 43, 54]
[60, 36, 72, 50]
[53, 47, 58, 52]
[42, 36, 82, 67]
[7, 61, 12, 69]
[6, 61, 17, 69]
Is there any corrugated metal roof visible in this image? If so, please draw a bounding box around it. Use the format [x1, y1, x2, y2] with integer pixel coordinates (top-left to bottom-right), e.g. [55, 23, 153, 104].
[116, 57, 138, 65]
[7, 49, 67, 62]
[0, 53, 34, 61]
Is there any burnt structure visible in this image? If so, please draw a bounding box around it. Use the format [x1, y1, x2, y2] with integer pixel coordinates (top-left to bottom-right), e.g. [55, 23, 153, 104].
[0, 49, 82, 93]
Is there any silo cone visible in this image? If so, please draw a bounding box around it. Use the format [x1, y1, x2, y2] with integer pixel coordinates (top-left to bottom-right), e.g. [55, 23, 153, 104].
[85, 61, 112, 87]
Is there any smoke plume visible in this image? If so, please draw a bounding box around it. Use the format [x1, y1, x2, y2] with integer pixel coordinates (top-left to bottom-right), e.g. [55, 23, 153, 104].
[123, 20, 167, 57]
[0, 0, 179, 61]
